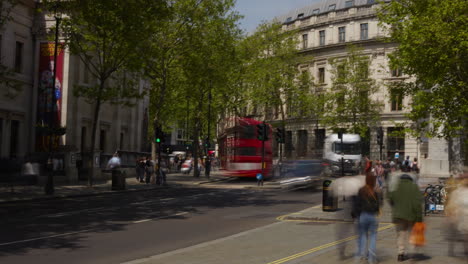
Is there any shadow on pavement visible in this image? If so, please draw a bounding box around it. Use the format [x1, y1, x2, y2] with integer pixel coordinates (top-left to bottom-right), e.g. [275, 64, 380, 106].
[0, 185, 311, 257]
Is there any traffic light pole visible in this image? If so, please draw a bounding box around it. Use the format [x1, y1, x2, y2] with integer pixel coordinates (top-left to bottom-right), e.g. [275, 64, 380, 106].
[261, 122, 265, 177]
[378, 127, 383, 161]
[341, 135, 344, 177]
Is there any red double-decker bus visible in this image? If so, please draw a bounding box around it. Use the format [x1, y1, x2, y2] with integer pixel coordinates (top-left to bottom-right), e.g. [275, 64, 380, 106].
[218, 117, 272, 178]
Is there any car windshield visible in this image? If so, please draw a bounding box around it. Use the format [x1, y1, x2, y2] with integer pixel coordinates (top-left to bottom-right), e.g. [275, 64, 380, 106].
[333, 142, 361, 155]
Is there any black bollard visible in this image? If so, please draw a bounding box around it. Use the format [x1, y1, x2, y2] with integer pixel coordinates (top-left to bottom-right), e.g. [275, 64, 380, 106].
[322, 179, 338, 211]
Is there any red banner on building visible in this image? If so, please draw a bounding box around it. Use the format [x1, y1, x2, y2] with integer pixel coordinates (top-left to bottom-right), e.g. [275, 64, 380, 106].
[36, 42, 65, 151]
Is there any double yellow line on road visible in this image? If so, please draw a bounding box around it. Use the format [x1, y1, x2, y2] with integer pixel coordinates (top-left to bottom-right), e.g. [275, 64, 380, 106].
[268, 221, 395, 264]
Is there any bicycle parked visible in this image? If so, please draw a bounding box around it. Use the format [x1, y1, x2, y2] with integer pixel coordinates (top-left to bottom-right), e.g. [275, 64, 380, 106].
[423, 180, 447, 215]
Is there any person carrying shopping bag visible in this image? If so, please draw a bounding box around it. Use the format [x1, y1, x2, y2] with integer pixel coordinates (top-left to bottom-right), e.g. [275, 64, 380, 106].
[388, 174, 423, 262]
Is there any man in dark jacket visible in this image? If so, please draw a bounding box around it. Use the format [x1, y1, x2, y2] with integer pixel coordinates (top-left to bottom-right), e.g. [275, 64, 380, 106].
[388, 174, 423, 262]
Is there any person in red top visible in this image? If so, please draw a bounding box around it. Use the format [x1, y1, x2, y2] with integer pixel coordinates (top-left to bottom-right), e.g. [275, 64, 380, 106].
[364, 156, 373, 174]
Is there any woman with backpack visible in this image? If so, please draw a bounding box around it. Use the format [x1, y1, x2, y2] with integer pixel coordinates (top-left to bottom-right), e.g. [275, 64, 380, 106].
[353, 171, 382, 264]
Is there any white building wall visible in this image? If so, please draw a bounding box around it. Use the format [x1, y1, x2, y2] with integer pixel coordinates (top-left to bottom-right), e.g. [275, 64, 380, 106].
[271, 0, 450, 178]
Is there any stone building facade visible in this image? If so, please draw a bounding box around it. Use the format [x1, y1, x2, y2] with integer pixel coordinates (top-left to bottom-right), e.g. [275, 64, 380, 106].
[0, 0, 149, 182]
[259, 0, 449, 178]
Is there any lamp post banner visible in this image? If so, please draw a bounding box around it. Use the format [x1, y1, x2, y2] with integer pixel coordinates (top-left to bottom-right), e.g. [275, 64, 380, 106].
[36, 42, 65, 151]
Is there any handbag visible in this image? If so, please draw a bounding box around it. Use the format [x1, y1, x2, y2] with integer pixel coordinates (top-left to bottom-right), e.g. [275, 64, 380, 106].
[409, 222, 426, 247]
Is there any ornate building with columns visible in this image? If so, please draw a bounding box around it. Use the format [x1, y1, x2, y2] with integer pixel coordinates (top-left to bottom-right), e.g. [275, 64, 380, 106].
[0, 0, 149, 182]
[252, 0, 449, 178]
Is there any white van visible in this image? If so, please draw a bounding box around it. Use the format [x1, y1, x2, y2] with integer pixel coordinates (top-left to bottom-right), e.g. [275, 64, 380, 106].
[323, 133, 362, 176]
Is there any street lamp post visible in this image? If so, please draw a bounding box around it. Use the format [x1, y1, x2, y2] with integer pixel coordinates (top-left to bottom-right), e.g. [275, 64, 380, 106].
[205, 88, 212, 178]
[45, 4, 62, 195]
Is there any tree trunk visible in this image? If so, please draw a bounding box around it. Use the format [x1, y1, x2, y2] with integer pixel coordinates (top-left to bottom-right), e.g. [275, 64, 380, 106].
[88, 80, 105, 186]
[193, 116, 200, 178]
[448, 136, 464, 177]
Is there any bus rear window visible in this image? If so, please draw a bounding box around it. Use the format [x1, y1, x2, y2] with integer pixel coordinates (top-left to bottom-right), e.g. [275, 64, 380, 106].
[240, 126, 255, 139]
[236, 147, 258, 156]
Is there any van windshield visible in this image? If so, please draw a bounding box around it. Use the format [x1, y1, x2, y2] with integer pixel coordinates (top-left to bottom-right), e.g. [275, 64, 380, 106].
[333, 142, 361, 155]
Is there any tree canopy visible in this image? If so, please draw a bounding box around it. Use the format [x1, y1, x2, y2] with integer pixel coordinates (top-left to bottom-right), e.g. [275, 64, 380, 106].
[378, 0, 468, 139]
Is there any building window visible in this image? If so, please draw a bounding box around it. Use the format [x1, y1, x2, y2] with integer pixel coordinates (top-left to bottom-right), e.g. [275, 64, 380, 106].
[10, 120, 19, 158]
[391, 88, 403, 111]
[345, 0, 354, 8]
[358, 61, 369, 79]
[318, 67, 325, 83]
[338, 26, 346, 43]
[285, 130, 293, 158]
[99, 129, 106, 152]
[286, 17, 292, 23]
[297, 130, 308, 157]
[391, 67, 403, 77]
[297, 13, 304, 19]
[120, 132, 124, 150]
[367, 0, 376, 4]
[337, 64, 346, 80]
[314, 129, 325, 151]
[312, 9, 320, 15]
[328, 4, 336, 11]
[302, 34, 308, 49]
[387, 127, 405, 160]
[319, 30, 325, 46]
[14, 41, 23, 73]
[360, 23, 368, 40]
[84, 63, 90, 84]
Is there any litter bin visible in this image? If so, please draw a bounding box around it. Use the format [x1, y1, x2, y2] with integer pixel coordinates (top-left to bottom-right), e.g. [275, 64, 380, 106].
[322, 179, 338, 211]
[111, 169, 126, 190]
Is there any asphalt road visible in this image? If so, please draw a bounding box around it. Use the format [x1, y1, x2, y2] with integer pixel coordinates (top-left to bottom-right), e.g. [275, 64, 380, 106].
[0, 184, 322, 264]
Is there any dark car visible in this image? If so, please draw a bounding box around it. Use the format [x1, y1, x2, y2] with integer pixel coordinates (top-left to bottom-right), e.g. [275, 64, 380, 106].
[282, 159, 324, 178]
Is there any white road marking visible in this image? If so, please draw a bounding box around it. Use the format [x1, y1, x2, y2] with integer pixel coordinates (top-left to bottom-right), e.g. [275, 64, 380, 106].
[0, 229, 96, 246]
[132, 212, 188, 224]
[161, 198, 175, 201]
[2, 212, 190, 247]
[39, 207, 107, 218]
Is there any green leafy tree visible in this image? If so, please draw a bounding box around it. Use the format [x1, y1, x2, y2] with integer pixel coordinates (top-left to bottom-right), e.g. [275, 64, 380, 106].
[177, 0, 241, 177]
[378, 0, 468, 174]
[56, 0, 167, 185]
[241, 22, 314, 133]
[322, 45, 383, 138]
[0, 0, 20, 99]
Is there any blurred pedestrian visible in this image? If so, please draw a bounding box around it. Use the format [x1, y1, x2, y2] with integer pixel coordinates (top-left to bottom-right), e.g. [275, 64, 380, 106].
[402, 156, 412, 172]
[411, 158, 420, 174]
[145, 156, 154, 184]
[445, 167, 468, 258]
[383, 158, 391, 182]
[388, 174, 423, 262]
[353, 171, 382, 264]
[136, 157, 146, 183]
[256, 173, 264, 186]
[375, 160, 385, 190]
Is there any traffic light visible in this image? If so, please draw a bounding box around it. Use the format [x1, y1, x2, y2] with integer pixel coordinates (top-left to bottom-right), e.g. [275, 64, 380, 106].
[256, 123, 269, 141]
[204, 137, 211, 148]
[155, 125, 165, 144]
[377, 127, 383, 145]
[275, 128, 284, 143]
[338, 131, 343, 140]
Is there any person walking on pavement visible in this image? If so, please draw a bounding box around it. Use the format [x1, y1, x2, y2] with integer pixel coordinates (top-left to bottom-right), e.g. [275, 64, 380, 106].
[388, 174, 423, 262]
[374, 160, 385, 191]
[144, 156, 154, 184]
[353, 171, 382, 264]
[136, 157, 146, 183]
[446, 168, 468, 258]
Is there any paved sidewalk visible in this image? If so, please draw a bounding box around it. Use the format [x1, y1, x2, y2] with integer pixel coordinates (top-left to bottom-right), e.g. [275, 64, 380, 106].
[0, 171, 229, 204]
[121, 199, 466, 264]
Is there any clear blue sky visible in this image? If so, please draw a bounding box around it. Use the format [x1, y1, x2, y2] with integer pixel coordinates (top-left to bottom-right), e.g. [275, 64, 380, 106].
[234, 0, 321, 33]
